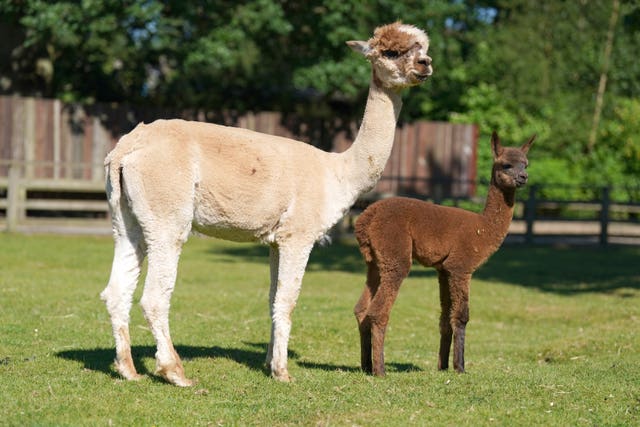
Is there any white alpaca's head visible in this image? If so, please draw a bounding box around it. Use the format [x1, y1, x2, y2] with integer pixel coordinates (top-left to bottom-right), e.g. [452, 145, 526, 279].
[347, 22, 433, 90]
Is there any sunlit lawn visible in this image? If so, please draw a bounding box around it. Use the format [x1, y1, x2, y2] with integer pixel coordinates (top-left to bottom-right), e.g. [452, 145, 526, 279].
[1, 233, 639, 426]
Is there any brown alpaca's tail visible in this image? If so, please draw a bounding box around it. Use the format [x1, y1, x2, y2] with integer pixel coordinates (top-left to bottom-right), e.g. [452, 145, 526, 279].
[354, 207, 376, 263]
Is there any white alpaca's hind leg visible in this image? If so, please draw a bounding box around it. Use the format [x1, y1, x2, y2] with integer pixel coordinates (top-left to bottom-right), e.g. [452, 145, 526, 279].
[266, 245, 279, 366]
[140, 236, 194, 387]
[269, 243, 313, 382]
[101, 232, 145, 381]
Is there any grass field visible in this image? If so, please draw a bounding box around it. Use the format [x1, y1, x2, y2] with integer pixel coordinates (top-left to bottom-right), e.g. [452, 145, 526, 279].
[1, 233, 639, 426]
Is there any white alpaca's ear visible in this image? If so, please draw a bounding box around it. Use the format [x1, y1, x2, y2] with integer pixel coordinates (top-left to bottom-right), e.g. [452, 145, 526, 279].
[346, 40, 371, 56]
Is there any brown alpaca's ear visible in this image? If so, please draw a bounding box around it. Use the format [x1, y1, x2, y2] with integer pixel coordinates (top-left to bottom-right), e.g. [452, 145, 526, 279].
[491, 131, 503, 159]
[521, 134, 536, 154]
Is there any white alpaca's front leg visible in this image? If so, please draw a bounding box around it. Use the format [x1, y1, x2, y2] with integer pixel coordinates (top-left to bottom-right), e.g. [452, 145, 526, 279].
[268, 243, 313, 382]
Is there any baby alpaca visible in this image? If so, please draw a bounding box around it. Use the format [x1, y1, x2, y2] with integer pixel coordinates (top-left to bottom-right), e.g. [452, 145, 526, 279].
[354, 131, 534, 376]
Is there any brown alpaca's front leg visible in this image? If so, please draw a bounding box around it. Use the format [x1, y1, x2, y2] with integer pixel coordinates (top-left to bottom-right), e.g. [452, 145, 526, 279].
[449, 273, 471, 373]
[437, 270, 453, 370]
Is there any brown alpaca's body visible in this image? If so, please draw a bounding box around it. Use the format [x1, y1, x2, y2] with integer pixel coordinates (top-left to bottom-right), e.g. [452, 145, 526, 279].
[354, 132, 534, 376]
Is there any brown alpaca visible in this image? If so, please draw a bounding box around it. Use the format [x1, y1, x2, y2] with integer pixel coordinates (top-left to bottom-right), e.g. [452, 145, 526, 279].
[354, 131, 534, 376]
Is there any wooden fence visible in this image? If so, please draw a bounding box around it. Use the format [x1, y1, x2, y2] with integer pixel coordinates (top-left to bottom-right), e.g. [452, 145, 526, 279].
[346, 179, 640, 246]
[2, 165, 639, 245]
[0, 95, 477, 233]
[1, 95, 638, 244]
[0, 94, 477, 190]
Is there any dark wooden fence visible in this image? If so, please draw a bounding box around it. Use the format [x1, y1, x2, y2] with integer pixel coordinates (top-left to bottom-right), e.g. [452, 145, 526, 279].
[345, 179, 640, 246]
[518, 184, 640, 245]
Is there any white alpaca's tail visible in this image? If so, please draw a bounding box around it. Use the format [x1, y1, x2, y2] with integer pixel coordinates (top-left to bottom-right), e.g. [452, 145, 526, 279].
[104, 124, 146, 235]
[104, 149, 128, 237]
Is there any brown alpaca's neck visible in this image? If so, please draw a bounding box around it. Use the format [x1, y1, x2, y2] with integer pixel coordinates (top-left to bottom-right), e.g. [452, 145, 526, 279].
[480, 181, 516, 242]
[344, 76, 402, 195]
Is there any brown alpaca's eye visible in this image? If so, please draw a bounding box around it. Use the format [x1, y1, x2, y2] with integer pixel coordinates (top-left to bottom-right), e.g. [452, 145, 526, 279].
[382, 50, 400, 59]
[502, 164, 512, 170]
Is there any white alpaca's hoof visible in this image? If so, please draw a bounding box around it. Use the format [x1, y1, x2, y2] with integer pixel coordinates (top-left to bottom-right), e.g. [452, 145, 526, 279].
[170, 376, 196, 387]
[156, 361, 195, 387]
[271, 369, 293, 382]
[114, 358, 142, 381]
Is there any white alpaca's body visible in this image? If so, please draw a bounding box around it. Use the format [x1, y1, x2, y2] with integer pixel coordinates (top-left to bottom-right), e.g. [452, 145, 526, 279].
[110, 119, 357, 243]
[101, 22, 432, 385]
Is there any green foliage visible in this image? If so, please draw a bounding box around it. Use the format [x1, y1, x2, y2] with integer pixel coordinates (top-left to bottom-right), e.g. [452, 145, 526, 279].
[599, 98, 640, 180]
[1, 0, 639, 196]
[1, 234, 639, 425]
[446, 0, 640, 195]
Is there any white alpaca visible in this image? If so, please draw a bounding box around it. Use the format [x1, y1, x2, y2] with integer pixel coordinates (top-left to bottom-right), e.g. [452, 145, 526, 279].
[101, 22, 432, 385]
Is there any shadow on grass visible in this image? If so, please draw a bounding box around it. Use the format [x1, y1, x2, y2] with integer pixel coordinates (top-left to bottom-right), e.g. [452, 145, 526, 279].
[296, 360, 421, 374]
[204, 238, 640, 295]
[205, 238, 365, 273]
[56, 342, 422, 379]
[56, 342, 298, 379]
[475, 245, 640, 294]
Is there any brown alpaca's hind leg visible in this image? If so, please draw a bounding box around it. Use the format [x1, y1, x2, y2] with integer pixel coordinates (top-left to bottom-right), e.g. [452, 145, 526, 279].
[354, 262, 379, 374]
[437, 270, 453, 370]
[367, 267, 407, 376]
[449, 273, 471, 373]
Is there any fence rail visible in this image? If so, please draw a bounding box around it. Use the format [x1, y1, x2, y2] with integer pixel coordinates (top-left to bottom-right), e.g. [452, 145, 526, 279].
[1, 168, 640, 245]
[0, 160, 108, 234]
[347, 179, 640, 246]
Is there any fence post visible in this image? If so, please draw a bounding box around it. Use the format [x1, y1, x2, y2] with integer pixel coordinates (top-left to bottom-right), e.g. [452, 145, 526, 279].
[6, 161, 25, 232]
[525, 184, 537, 244]
[599, 186, 610, 246]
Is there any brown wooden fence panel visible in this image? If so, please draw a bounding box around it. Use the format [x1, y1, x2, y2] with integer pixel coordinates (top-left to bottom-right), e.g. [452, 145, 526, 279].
[373, 121, 477, 198]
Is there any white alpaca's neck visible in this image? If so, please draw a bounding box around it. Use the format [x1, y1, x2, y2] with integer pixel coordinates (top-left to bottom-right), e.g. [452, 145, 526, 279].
[343, 77, 402, 196]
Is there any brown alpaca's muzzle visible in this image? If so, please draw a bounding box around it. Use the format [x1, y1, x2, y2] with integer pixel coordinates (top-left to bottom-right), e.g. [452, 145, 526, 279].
[516, 172, 528, 187]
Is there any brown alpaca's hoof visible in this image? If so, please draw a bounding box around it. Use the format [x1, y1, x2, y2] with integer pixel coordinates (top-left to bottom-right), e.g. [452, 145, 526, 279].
[372, 368, 386, 377]
[360, 361, 373, 375]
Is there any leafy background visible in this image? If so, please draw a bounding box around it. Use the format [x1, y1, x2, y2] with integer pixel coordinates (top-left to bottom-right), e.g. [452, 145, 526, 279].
[1, 0, 639, 194]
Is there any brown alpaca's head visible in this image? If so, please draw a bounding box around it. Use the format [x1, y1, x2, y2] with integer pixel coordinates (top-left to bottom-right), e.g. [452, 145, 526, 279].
[346, 22, 433, 90]
[490, 131, 535, 190]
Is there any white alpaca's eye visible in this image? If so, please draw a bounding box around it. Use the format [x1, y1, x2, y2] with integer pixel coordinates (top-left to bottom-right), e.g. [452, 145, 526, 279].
[382, 50, 400, 59]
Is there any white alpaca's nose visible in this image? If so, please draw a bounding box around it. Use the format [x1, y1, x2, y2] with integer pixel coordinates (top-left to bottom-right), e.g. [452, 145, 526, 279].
[416, 55, 433, 76]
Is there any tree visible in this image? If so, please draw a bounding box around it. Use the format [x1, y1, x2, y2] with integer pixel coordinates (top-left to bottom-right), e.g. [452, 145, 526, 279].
[1, 0, 639, 191]
[0, 1, 472, 116]
[451, 0, 640, 191]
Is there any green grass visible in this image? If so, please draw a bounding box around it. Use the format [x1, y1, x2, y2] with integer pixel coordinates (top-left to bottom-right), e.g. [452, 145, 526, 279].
[1, 233, 639, 426]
